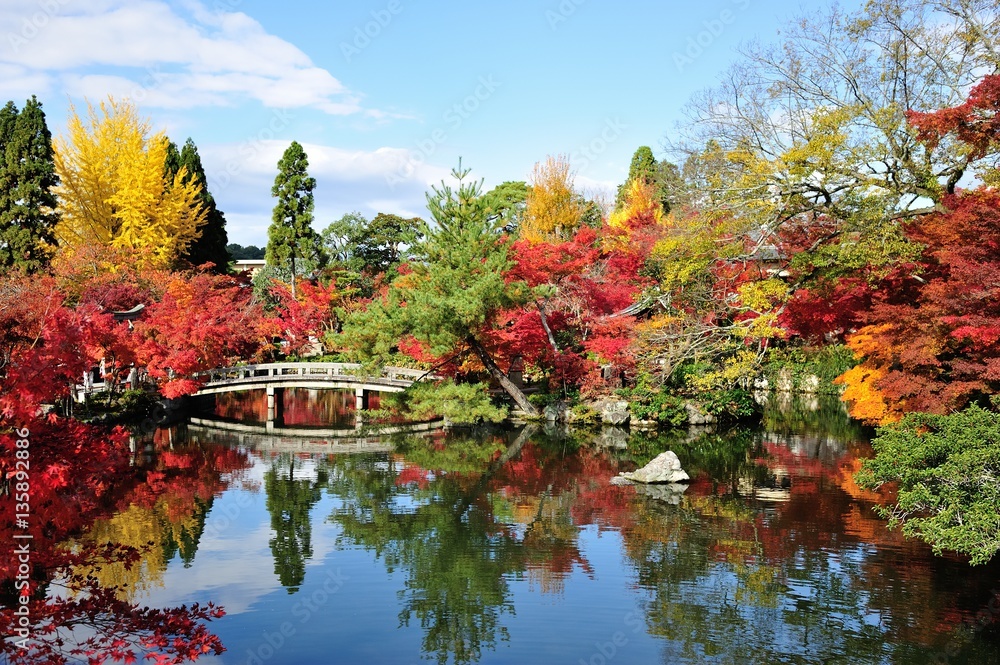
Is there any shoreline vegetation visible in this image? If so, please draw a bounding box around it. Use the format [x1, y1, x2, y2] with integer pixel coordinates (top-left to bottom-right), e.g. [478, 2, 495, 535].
[5, 2, 1000, 661]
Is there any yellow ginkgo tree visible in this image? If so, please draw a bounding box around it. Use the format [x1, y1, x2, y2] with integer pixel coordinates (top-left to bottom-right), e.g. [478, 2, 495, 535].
[520, 155, 583, 243]
[53, 97, 206, 269]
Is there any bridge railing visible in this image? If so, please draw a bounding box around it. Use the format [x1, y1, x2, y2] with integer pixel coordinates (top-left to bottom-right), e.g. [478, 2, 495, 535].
[193, 362, 436, 386]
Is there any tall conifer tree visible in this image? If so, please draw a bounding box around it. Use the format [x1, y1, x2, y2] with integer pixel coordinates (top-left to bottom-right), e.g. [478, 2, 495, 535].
[0, 97, 59, 272]
[267, 141, 321, 298]
[165, 138, 230, 272]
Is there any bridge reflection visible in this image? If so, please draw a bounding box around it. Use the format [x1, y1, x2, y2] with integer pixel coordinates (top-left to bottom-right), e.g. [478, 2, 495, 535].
[186, 418, 442, 454]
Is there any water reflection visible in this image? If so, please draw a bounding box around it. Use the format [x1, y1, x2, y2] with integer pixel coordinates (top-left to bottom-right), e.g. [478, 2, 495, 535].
[0, 421, 246, 663]
[265, 454, 328, 592]
[209, 387, 388, 428]
[5, 395, 1000, 664]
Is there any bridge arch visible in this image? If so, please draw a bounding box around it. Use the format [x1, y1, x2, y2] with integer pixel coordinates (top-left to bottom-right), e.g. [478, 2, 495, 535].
[193, 362, 435, 432]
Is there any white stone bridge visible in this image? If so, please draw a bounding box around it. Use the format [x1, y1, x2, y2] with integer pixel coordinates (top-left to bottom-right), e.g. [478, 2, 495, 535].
[192, 362, 436, 432]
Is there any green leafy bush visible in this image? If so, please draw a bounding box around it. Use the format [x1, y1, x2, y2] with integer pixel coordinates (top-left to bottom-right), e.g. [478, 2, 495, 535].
[372, 380, 507, 425]
[700, 389, 760, 421]
[617, 381, 688, 427]
[762, 344, 857, 392]
[857, 405, 1000, 565]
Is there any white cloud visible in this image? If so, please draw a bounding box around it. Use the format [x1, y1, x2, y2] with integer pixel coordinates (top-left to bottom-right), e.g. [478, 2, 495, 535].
[0, 0, 375, 116]
[196, 140, 448, 245]
[0, 63, 52, 102]
[575, 173, 618, 203]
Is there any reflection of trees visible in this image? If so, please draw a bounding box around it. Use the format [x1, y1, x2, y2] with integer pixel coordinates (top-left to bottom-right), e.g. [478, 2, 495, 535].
[265, 454, 328, 593]
[322, 426, 643, 664]
[326, 427, 555, 665]
[760, 393, 869, 446]
[281, 388, 356, 427]
[616, 412, 1000, 663]
[75, 430, 245, 601]
[0, 420, 242, 664]
[81, 499, 211, 600]
[212, 388, 267, 423]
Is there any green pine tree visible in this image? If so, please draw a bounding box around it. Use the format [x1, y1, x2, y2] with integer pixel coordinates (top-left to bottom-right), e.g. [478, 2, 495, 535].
[267, 141, 322, 299]
[615, 145, 678, 214]
[163, 139, 182, 177]
[0, 97, 59, 273]
[175, 139, 230, 272]
[0, 102, 19, 265]
[343, 161, 539, 416]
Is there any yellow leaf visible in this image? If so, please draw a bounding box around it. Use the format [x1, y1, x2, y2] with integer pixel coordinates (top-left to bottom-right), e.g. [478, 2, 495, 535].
[54, 97, 206, 270]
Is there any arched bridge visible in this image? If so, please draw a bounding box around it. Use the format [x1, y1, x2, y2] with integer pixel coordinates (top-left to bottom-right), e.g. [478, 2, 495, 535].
[193, 362, 431, 396]
[192, 362, 435, 432]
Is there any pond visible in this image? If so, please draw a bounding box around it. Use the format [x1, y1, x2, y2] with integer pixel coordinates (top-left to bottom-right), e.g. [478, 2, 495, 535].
[15, 392, 1000, 664]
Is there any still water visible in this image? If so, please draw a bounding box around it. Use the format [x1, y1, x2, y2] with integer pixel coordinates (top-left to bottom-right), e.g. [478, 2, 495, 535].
[54, 393, 1000, 662]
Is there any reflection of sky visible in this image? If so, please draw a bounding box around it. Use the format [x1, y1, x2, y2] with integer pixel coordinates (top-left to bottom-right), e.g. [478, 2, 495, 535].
[149, 453, 341, 616]
[102, 436, 1000, 665]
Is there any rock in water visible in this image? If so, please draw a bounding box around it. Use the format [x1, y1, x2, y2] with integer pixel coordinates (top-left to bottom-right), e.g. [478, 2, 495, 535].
[619, 451, 690, 484]
[634, 483, 688, 504]
[597, 400, 631, 426]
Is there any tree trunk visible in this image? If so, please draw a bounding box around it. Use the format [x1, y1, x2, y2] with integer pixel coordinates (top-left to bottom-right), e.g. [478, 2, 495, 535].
[536, 300, 560, 354]
[467, 336, 539, 417]
[458, 424, 538, 516]
[290, 257, 297, 300]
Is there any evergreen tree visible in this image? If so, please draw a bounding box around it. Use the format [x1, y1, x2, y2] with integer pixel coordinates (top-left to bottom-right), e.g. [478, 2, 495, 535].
[226, 243, 265, 260]
[267, 141, 322, 299]
[163, 139, 182, 177]
[0, 102, 19, 266]
[169, 138, 229, 273]
[0, 97, 59, 273]
[615, 145, 677, 214]
[0, 101, 16, 154]
[322, 211, 422, 276]
[483, 180, 528, 233]
[343, 162, 540, 416]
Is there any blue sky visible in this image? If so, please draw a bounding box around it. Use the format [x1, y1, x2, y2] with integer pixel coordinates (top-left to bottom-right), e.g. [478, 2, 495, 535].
[0, 0, 859, 246]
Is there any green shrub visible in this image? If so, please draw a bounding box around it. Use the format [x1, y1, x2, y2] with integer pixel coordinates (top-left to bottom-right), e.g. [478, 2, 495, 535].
[371, 380, 507, 425]
[617, 381, 688, 427]
[570, 403, 600, 425]
[762, 344, 856, 392]
[857, 405, 1000, 565]
[700, 389, 760, 421]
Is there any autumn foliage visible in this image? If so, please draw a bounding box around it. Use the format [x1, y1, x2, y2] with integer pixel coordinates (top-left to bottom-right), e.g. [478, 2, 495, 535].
[136, 272, 271, 398]
[837, 191, 1000, 422]
[53, 98, 206, 269]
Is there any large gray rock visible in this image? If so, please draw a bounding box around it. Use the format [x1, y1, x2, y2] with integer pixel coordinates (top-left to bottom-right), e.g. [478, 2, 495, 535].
[544, 401, 571, 422]
[684, 401, 716, 425]
[597, 400, 631, 426]
[619, 451, 690, 484]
